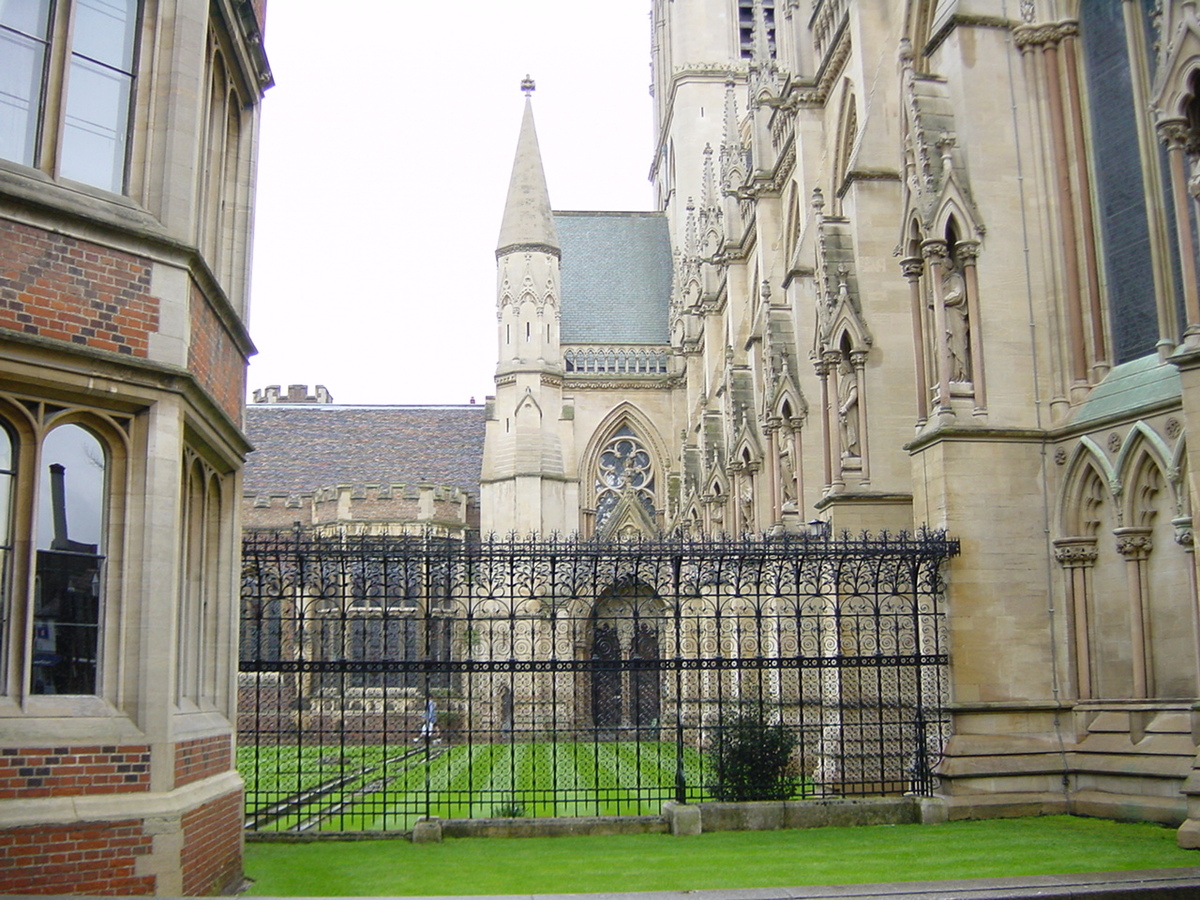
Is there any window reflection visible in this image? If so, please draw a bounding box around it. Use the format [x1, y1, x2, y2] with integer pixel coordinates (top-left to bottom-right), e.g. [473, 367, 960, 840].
[32, 424, 106, 695]
[59, 0, 139, 192]
[0, 0, 51, 168]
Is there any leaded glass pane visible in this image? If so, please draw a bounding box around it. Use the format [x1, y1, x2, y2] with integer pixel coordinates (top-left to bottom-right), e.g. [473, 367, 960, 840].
[60, 53, 130, 191]
[0, 0, 52, 37]
[1080, 0, 1159, 362]
[0, 28, 46, 167]
[71, 0, 136, 71]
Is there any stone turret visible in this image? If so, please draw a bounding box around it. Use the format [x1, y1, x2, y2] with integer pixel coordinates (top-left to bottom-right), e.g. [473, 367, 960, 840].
[481, 82, 577, 535]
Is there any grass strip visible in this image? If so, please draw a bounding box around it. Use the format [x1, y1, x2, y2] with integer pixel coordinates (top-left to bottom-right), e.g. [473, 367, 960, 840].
[244, 815, 1200, 897]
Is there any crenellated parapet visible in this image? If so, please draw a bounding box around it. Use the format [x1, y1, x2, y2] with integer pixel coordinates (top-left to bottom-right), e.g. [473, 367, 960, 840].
[245, 482, 478, 537]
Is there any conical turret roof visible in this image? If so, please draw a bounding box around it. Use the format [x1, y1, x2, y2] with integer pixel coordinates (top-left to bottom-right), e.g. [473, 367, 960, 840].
[497, 97, 560, 258]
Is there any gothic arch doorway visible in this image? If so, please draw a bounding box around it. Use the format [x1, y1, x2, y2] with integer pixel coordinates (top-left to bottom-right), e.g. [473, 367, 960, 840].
[590, 583, 664, 739]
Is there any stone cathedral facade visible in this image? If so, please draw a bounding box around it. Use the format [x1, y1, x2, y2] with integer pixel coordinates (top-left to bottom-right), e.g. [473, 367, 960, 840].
[475, 0, 1200, 843]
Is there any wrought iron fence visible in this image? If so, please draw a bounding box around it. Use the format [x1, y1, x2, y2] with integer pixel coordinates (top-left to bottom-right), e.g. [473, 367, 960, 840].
[238, 529, 957, 833]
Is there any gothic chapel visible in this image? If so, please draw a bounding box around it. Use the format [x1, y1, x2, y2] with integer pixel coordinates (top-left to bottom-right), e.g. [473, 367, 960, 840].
[476, 0, 1200, 844]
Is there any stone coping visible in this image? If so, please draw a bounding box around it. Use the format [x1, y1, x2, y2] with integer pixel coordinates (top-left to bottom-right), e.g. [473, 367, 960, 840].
[233, 868, 1200, 899]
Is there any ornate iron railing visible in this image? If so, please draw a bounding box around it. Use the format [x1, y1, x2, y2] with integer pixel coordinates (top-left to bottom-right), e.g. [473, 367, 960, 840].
[238, 530, 956, 833]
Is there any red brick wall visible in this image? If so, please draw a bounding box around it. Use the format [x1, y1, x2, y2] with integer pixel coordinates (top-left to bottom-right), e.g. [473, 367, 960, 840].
[0, 819, 155, 895]
[174, 734, 232, 788]
[0, 746, 150, 799]
[188, 283, 246, 421]
[180, 790, 243, 896]
[0, 219, 159, 356]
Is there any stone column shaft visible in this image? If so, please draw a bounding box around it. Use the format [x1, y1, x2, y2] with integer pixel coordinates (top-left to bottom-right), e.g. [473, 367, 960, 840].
[1043, 40, 1089, 384]
[817, 359, 833, 491]
[1061, 31, 1107, 374]
[922, 241, 953, 417]
[851, 350, 869, 486]
[1116, 528, 1153, 699]
[957, 242, 987, 415]
[1160, 121, 1200, 340]
[902, 257, 929, 424]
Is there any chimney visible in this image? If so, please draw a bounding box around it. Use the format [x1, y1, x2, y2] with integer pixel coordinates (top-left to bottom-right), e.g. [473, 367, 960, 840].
[49, 463, 70, 551]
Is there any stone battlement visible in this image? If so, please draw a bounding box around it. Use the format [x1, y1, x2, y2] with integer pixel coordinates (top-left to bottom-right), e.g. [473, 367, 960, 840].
[244, 481, 478, 536]
[251, 383, 334, 404]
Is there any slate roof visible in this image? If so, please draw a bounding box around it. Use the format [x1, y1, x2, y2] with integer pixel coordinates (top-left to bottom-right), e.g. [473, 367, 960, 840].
[243, 405, 487, 496]
[556, 211, 672, 344]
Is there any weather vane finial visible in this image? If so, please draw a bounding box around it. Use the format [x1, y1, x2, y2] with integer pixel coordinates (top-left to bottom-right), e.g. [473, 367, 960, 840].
[521, 75, 536, 97]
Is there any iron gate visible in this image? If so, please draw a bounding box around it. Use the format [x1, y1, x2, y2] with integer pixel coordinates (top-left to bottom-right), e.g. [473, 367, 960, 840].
[238, 529, 957, 832]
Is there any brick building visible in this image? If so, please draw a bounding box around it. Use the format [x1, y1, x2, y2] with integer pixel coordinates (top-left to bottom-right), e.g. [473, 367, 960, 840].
[243, 388, 485, 538]
[0, 0, 270, 893]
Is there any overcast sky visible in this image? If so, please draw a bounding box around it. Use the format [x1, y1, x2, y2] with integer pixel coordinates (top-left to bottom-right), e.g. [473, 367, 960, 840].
[246, 1, 657, 406]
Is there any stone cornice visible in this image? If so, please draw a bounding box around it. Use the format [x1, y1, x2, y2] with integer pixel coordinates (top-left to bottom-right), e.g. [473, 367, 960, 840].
[0, 327, 252, 458]
[904, 426, 1050, 454]
[1012, 21, 1079, 51]
[927, 14, 1021, 58]
[837, 168, 903, 199]
[496, 242, 561, 260]
[563, 375, 682, 391]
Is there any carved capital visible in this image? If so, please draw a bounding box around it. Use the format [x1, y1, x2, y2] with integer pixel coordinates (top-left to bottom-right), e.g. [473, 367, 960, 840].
[956, 240, 981, 263]
[849, 349, 869, 368]
[1053, 538, 1098, 568]
[900, 256, 924, 281]
[921, 239, 949, 264]
[1158, 118, 1192, 151]
[821, 349, 843, 370]
[1174, 516, 1194, 549]
[1013, 23, 1057, 50]
[1114, 527, 1153, 559]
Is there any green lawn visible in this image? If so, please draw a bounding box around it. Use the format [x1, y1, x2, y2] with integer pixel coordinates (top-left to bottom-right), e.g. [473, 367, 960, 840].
[243, 815, 1200, 896]
[240, 741, 730, 831]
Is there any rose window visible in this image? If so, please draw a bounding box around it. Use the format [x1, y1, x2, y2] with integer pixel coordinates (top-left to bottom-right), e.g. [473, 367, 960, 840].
[595, 426, 656, 529]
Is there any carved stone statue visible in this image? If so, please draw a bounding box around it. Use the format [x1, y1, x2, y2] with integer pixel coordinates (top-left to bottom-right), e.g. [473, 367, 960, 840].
[837, 358, 860, 458]
[942, 263, 970, 382]
[780, 440, 798, 504]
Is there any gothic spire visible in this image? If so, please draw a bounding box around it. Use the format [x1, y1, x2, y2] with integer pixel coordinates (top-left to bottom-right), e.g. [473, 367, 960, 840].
[497, 81, 560, 258]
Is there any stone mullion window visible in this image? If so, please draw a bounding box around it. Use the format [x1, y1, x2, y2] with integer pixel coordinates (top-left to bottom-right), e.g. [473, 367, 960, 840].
[0, 0, 141, 194]
[0, 426, 14, 694]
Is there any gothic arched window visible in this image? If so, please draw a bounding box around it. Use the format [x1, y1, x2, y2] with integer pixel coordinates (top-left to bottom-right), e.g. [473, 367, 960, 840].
[595, 426, 656, 530]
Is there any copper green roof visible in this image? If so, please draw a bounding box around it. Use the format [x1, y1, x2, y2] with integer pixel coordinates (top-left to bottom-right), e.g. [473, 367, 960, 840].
[1071, 354, 1181, 425]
